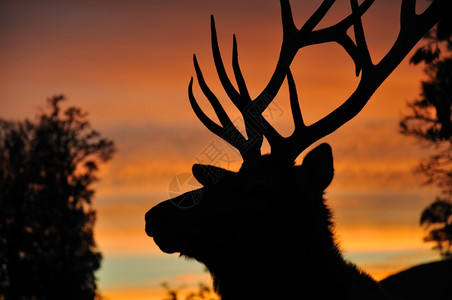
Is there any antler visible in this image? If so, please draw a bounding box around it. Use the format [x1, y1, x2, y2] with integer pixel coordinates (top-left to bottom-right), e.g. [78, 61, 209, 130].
[189, 15, 269, 163]
[189, 0, 450, 165]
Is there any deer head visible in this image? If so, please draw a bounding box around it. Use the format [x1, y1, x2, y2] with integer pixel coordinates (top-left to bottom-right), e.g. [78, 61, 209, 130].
[146, 0, 448, 297]
[146, 143, 334, 255]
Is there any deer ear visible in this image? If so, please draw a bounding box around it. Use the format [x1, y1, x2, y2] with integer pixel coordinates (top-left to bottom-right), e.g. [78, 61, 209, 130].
[299, 143, 334, 191]
[192, 164, 234, 186]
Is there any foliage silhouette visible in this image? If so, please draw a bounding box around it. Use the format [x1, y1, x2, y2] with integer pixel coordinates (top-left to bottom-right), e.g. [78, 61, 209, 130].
[161, 282, 219, 300]
[399, 0, 452, 257]
[0, 95, 115, 300]
[420, 198, 452, 257]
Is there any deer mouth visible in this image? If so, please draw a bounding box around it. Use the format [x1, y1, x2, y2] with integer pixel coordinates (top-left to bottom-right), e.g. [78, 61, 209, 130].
[145, 221, 181, 254]
[153, 231, 201, 255]
[153, 235, 179, 254]
[145, 202, 192, 254]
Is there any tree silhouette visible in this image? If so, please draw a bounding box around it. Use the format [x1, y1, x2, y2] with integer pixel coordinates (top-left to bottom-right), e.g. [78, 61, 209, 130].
[0, 95, 115, 300]
[399, 4, 452, 257]
[399, 5, 452, 187]
[420, 198, 452, 258]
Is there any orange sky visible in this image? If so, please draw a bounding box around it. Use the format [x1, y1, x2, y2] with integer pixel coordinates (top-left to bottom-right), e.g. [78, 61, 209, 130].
[0, 0, 442, 298]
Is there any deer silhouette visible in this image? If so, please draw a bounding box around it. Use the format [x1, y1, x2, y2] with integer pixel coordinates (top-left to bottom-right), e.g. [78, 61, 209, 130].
[145, 0, 449, 299]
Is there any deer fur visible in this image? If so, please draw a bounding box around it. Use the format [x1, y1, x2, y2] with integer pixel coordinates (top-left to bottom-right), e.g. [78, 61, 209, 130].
[146, 144, 392, 299]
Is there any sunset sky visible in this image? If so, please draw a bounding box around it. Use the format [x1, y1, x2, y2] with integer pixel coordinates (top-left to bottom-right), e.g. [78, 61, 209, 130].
[0, 0, 443, 299]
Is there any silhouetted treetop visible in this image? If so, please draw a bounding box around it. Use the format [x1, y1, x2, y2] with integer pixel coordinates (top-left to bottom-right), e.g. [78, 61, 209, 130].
[0, 95, 115, 300]
[400, 58, 452, 141]
[401, 5, 452, 142]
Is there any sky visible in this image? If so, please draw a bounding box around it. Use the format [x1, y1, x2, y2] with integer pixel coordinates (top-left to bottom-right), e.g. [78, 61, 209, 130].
[0, 0, 443, 299]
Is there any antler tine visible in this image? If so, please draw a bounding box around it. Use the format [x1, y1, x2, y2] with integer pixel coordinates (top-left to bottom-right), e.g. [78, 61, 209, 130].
[350, 0, 372, 73]
[190, 17, 266, 163]
[279, 0, 450, 162]
[287, 68, 305, 133]
[210, 16, 248, 109]
[300, 0, 335, 34]
[232, 34, 251, 103]
[188, 78, 223, 136]
[192, 55, 236, 130]
[253, 0, 375, 115]
[211, 16, 268, 151]
[231, 33, 261, 147]
[307, 0, 375, 76]
[266, 67, 307, 159]
[189, 57, 249, 156]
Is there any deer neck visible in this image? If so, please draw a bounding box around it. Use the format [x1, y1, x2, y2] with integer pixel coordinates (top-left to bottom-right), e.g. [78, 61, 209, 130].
[205, 209, 353, 298]
[211, 252, 386, 299]
[209, 244, 351, 299]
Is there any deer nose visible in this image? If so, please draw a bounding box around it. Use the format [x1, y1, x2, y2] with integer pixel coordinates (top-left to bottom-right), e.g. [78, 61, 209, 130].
[144, 209, 155, 237]
[145, 200, 173, 237]
[145, 189, 204, 237]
